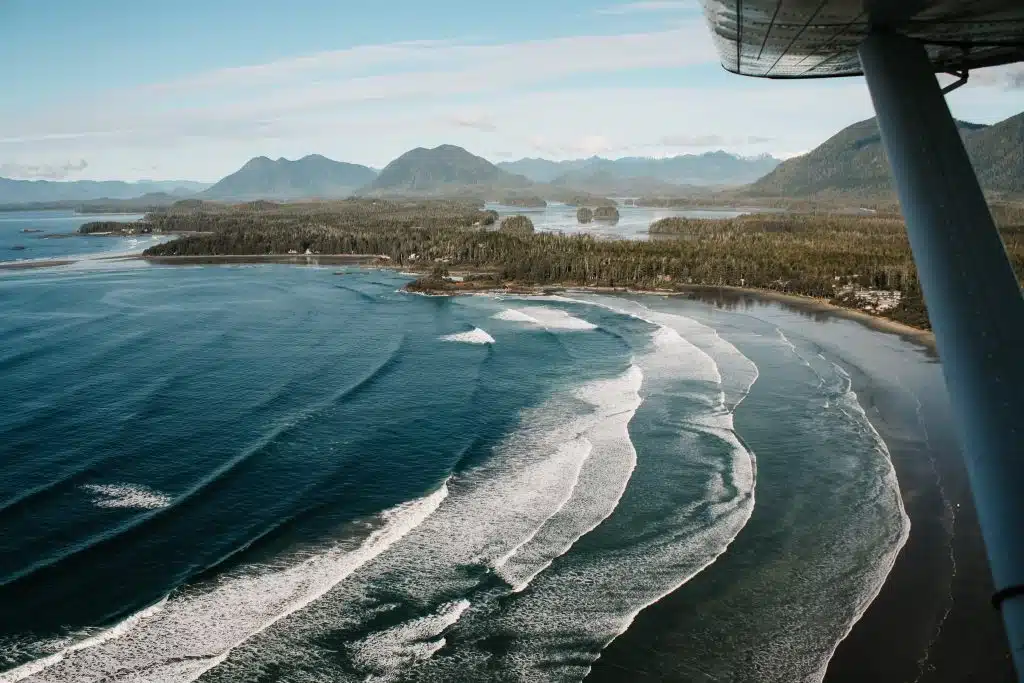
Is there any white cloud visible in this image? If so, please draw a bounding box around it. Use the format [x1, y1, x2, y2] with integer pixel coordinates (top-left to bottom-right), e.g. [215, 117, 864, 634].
[961, 63, 1024, 90]
[2, 22, 1021, 181]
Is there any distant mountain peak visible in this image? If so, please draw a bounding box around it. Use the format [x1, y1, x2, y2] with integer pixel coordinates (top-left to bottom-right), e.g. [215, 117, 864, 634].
[368, 144, 530, 193]
[496, 151, 781, 187]
[202, 154, 378, 200]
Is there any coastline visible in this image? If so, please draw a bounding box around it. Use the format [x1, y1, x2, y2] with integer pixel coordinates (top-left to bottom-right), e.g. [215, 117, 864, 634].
[581, 291, 1011, 683]
[2, 253, 936, 346]
[140, 254, 385, 266]
[3, 251, 1009, 680]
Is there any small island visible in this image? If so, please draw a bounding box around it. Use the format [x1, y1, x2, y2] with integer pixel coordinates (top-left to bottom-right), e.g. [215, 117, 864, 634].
[78, 221, 151, 235]
[593, 206, 620, 222]
[501, 195, 547, 209]
[577, 207, 593, 223]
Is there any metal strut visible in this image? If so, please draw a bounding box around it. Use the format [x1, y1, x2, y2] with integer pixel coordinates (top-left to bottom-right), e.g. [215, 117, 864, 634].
[941, 68, 969, 94]
[858, 31, 1024, 678]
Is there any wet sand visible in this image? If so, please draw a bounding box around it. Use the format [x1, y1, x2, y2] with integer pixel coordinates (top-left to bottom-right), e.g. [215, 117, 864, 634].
[141, 254, 386, 266]
[0, 259, 75, 270]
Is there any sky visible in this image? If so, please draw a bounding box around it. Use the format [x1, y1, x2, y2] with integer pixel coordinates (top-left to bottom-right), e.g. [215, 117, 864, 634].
[1, 0, 1022, 182]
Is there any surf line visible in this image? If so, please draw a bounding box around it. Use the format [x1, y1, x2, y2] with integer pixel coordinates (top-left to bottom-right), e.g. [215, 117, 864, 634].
[0, 482, 451, 683]
[0, 598, 169, 683]
[501, 293, 761, 628]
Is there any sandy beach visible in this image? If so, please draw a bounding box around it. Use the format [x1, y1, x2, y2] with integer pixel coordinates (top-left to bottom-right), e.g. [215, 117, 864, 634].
[0, 259, 76, 270]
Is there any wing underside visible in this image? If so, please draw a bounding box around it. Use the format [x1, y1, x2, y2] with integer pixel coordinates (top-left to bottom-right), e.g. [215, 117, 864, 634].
[702, 0, 1024, 78]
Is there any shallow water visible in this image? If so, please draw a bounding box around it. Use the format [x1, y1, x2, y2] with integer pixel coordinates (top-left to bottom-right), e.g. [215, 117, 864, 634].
[0, 210, 160, 263]
[0, 265, 918, 682]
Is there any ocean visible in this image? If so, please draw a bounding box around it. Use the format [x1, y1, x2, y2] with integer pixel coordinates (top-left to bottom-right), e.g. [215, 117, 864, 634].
[0, 211, 164, 264]
[0, 254, 945, 682]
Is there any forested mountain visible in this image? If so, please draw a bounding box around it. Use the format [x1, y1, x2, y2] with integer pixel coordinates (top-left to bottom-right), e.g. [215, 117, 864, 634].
[202, 155, 378, 200]
[968, 112, 1024, 195]
[498, 151, 781, 187]
[367, 145, 531, 193]
[747, 112, 1024, 198]
[0, 178, 207, 204]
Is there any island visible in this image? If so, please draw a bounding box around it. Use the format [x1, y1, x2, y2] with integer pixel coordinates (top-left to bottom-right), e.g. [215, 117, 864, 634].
[593, 205, 620, 222]
[577, 207, 593, 223]
[79, 221, 151, 235]
[500, 195, 547, 209]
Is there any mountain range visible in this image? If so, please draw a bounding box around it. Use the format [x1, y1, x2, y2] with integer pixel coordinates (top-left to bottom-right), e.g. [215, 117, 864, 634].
[498, 151, 782, 187]
[746, 111, 1024, 198]
[2, 112, 1022, 206]
[0, 179, 208, 204]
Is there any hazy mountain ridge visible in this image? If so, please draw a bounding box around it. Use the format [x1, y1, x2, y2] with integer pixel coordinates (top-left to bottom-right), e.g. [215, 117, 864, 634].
[5, 112, 1021, 207]
[201, 154, 378, 200]
[747, 112, 1024, 198]
[498, 151, 782, 186]
[0, 178, 209, 204]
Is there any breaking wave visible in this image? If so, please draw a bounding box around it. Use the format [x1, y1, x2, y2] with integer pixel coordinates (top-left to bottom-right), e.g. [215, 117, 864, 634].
[7, 485, 449, 682]
[440, 328, 495, 344]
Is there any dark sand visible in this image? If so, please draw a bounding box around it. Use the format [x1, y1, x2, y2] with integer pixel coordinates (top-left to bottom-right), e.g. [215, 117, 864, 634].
[141, 254, 386, 266]
[584, 290, 1014, 683]
[0, 259, 75, 270]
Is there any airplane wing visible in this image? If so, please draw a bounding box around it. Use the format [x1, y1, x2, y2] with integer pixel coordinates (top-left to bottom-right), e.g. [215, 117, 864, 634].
[700, 0, 1024, 78]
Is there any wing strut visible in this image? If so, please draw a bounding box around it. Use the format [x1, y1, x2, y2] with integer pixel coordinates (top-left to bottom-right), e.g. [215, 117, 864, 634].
[858, 31, 1024, 675]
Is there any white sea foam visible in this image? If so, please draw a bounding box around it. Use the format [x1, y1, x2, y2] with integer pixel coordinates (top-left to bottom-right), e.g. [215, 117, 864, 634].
[11, 484, 448, 682]
[346, 599, 471, 680]
[202, 365, 646, 680]
[492, 309, 540, 324]
[0, 598, 168, 683]
[492, 306, 596, 331]
[419, 293, 755, 680]
[439, 328, 495, 344]
[81, 483, 172, 510]
[495, 367, 643, 591]
[552, 294, 760, 411]
[806, 363, 911, 683]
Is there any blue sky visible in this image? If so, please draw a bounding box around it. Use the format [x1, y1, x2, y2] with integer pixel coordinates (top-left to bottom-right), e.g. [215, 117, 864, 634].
[2, 0, 1022, 181]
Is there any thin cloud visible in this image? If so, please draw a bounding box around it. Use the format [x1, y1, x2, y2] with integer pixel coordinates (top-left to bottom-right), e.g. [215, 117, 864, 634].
[597, 2, 696, 15]
[2, 26, 718, 148]
[966, 63, 1024, 90]
[0, 159, 88, 180]
[447, 112, 498, 133]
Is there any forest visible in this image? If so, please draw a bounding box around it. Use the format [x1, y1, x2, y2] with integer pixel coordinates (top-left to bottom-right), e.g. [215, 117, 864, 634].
[142, 199, 1024, 330]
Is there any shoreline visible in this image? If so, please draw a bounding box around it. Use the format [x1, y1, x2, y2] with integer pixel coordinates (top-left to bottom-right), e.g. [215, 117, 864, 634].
[0, 259, 76, 270]
[3, 250, 1007, 679]
[1, 252, 936, 346]
[140, 254, 384, 266]
[583, 292, 1009, 683]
